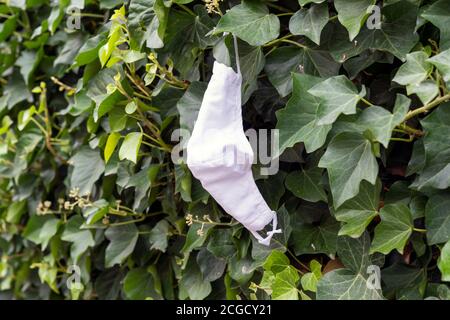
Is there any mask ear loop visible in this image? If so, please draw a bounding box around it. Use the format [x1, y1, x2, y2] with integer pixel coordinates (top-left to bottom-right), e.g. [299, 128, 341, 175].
[250, 212, 282, 246]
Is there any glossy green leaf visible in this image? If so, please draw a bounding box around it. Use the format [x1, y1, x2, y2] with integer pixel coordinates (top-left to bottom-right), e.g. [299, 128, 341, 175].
[215, 0, 280, 46]
[319, 132, 378, 208]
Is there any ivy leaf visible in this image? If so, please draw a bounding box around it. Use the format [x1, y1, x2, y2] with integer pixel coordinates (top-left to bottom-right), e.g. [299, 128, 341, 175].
[119, 132, 142, 164]
[411, 104, 450, 191]
[428, 48, 450, 86]
[285, 167, 327, 203]
[357, 94, 410, 148]
[334, 0, 376, 41]
[86, 66, 125, 121]
[23, 215, 60, 250]
[289, 2, 329, 45]
[272, 266, 300, 300]
[263, 250, 290, 274]
[370, 203, 413, 255]
[407, 80, 439, 105]
[317, 232, 384, 300]
[425, 194, 450, 245]
[300, 260, 322, 292]
[214, 0, 280, 46]
[104, 224, 139, 268]
[334, 180, 381, 238]
[70, 147, 105, 195]
[148, 220, 170, 252]
[196, 248, 226, 282]
[421, 0, 450, 50]
[292, 215, 339, 257]
[104, 132, 121, 164]
[61, 216, 95, 263]
[393, 51, 432, 86]
[265, 47, 340, 97]
[179, 257, 212, 300]
[74, 33, 107, 67]
[276, 73, 332, 155]
[319, 132, 378, 208]
[309, 75, 366, 126]
[438, 241, 450, 282]
[123, 267, 162, 300]
[327, 1, 419, 62]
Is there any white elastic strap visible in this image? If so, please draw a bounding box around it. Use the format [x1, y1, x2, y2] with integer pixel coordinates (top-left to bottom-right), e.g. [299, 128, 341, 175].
[250, 212, 282, 246]
[232, 34, 241, 75]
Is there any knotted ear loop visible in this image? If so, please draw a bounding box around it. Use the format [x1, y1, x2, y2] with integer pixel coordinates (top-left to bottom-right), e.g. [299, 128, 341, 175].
[186, 35, 281, 246]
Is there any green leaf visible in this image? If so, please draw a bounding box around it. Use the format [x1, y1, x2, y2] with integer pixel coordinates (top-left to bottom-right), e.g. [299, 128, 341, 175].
[123, 267, 162, 300]
[411, 104, 450, 191]
[301, 260, 322, 292]
[17, 105, 36, 131]
[334, 180, 381, 238]
[407, 80, 439, 105]
[196, 248, 226, 282]
[428, 48, 450, 86]
[370, 203, 413, 254]
[285, 167, 327, 203]
[83, 199, 109, 225]
[289, 2, 329, 45]
[309, 75, 366, 125]
[393, 51, 432, 86]
[272, 266, 300, 300]
[5, 200, 27, 224]
[425, 194, 450, 245]
[214, 0, 280, 46]
[438, 241, 450, 282]
[177, 81, 207, 133]
[104, 224, 139, 268]
[319, 132, 378, 208]
[263, 250, 290, 274]
[181, 223, 213, 269]
[23, 215, 60, 250]
[74, 33, 107, 67]
[104, 132, 121, 164]
[317, 232, 384, 300]
[334, 0, 376, 41]
[276, 73, 332, 155]
[328, 1, 419, 61]
[148, 220, 170, 252]
[61, 216, 95, 263]
[357, 94, 410, 148]
[292, 215, 339, 257]
[179, 257, 212, 300]
[421, 0, 450, 50]
[86, 66, 125, 121]
[69, 147, 105, 195]
[119, 132, 142, 164]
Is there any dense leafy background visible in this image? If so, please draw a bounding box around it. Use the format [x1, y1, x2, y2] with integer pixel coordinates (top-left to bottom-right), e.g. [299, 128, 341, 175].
[1, 0, 450, 300]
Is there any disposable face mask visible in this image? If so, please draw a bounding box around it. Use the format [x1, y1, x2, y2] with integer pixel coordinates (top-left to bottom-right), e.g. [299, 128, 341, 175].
[186, 37, 281, 246]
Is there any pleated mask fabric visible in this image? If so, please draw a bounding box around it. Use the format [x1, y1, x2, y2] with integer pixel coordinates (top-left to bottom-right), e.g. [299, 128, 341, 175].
[186, 37, 281, 246]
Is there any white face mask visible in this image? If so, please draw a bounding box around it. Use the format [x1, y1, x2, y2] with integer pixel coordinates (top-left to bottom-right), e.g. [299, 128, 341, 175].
[186, 38, 281, 246]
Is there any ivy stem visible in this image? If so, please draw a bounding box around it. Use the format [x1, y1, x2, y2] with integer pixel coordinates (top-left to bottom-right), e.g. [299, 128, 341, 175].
[176, 3, 196, 16]
[404, 93, 450, 120]
[360, 97, 374, 107]
[280, 39, 308, 49]
[390, 136, 414, 142]
[398, 123, 423, 136]
[413, 227, 427, 233]
[263, 34, 294, 48]
[276, 12, 294, 17]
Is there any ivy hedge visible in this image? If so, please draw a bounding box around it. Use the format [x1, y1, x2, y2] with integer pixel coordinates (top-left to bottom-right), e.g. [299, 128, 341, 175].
[1, 0, 450, 300]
